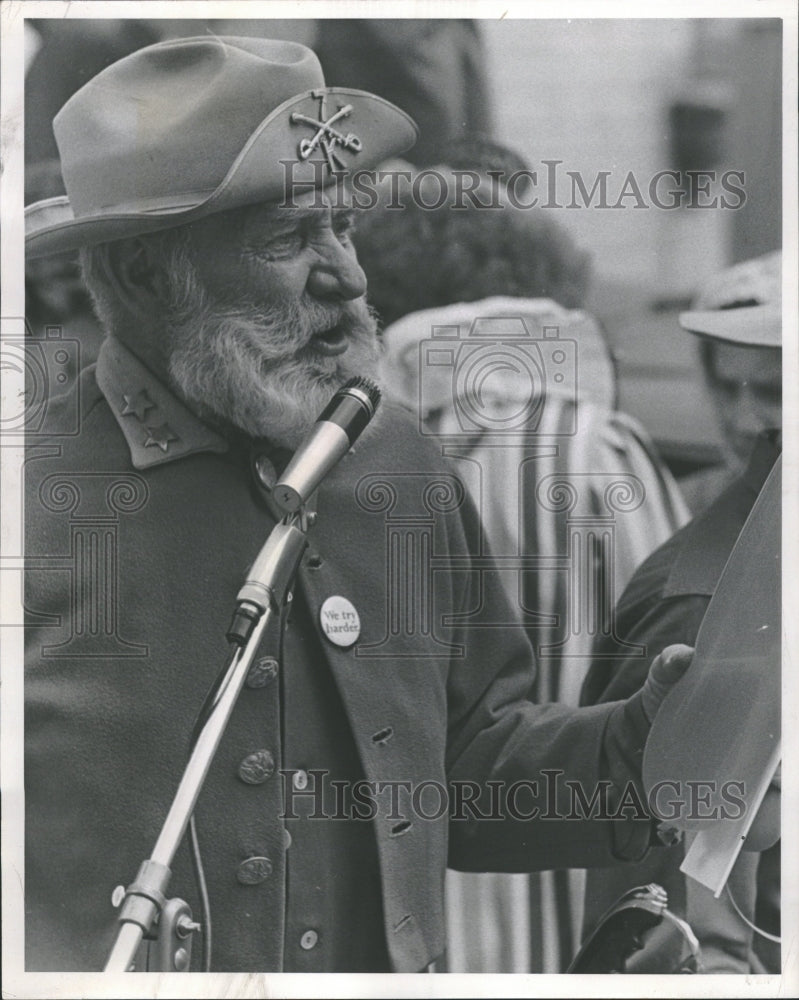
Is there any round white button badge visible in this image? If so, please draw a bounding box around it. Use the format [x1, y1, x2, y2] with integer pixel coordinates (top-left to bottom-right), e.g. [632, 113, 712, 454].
[319, 595, 361, 648]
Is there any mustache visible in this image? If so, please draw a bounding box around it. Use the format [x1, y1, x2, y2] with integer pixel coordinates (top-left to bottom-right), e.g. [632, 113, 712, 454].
[164, 262, 375, 361]
[202, 296, 379, 378]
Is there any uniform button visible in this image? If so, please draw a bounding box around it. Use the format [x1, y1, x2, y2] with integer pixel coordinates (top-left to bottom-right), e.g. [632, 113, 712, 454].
[293, 769, 309, 791]
[236, 856, 273, 885]
[300, 929, 318, 950]
[238, 749, 276, 785]
[246, 656, 279, 688]
[307, 554, 323, 569]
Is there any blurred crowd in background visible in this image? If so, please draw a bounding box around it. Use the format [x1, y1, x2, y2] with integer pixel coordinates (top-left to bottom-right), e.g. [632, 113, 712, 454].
[21, 14, 783, 977]
[24, 16, 782, 482]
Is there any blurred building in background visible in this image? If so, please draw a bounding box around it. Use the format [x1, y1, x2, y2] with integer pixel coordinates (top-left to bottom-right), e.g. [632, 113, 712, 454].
[480, 18, 781, 479]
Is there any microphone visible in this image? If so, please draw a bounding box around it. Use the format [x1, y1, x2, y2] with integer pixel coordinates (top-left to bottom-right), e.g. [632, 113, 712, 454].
[272, 376, 382, 513]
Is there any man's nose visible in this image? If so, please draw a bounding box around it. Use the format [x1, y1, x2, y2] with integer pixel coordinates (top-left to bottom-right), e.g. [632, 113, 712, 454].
[307, 237, 367, 301]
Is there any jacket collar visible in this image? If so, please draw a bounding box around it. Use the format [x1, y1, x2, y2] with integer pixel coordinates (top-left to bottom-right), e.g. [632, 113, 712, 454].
[95, 337, 229, 470]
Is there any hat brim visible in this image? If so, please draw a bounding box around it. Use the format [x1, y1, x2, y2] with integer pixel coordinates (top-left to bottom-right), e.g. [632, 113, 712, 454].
[26, 87, 418, 259]
[678, 304, 781, 347]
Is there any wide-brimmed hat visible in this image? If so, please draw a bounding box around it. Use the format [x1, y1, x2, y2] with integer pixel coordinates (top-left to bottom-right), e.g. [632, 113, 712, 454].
[25, 35, 418, 259]
[678, 250, 781, 347]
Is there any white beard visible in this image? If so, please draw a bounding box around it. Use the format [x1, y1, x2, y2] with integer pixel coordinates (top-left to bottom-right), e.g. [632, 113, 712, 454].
[162, 250, 382, 449]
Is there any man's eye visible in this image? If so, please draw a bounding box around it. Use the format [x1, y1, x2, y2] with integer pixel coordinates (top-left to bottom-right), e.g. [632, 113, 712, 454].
[273, 231, 304, 250]
[253, 232, 303, 258]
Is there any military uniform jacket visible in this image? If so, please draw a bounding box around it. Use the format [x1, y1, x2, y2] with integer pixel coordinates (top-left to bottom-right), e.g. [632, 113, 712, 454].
[25, 340, 650, 972]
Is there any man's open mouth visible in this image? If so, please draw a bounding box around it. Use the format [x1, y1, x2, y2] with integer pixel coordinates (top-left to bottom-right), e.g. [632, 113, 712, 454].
[310, 323, 350, 356]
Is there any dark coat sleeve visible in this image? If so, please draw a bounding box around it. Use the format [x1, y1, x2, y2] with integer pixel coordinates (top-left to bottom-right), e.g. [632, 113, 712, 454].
[441, 478, 654, 871]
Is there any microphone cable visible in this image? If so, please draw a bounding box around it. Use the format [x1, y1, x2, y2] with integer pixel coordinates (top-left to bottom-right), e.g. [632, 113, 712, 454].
[726, 883, 781, 945]
[189, 813, 213, 972]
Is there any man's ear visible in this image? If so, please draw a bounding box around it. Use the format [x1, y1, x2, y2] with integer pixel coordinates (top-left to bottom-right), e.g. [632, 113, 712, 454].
[100, 237, 172, 317]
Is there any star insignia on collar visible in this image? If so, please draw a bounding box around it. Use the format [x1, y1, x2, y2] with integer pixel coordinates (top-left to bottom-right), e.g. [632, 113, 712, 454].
[143, 422, 180, 453]
[120, 389, 156, 422]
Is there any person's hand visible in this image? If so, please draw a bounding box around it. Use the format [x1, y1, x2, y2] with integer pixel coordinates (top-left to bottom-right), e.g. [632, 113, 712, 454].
[640, 644, 694, 724]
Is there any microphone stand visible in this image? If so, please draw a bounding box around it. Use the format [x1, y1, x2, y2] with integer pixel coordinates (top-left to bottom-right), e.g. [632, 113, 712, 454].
[103, 375, 380, 971]
[104, 510, 311, 973]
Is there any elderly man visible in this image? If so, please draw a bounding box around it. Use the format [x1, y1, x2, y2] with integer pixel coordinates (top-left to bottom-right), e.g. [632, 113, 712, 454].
[25, 36, 689, 974]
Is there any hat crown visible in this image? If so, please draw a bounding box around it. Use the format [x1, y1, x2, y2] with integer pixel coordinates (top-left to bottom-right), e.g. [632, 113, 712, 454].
[26, 36, 418, 257]
[54, 36, 325, 216]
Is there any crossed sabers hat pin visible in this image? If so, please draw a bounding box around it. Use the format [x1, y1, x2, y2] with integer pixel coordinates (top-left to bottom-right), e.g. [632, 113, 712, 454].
[291, 92, 363, 173]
